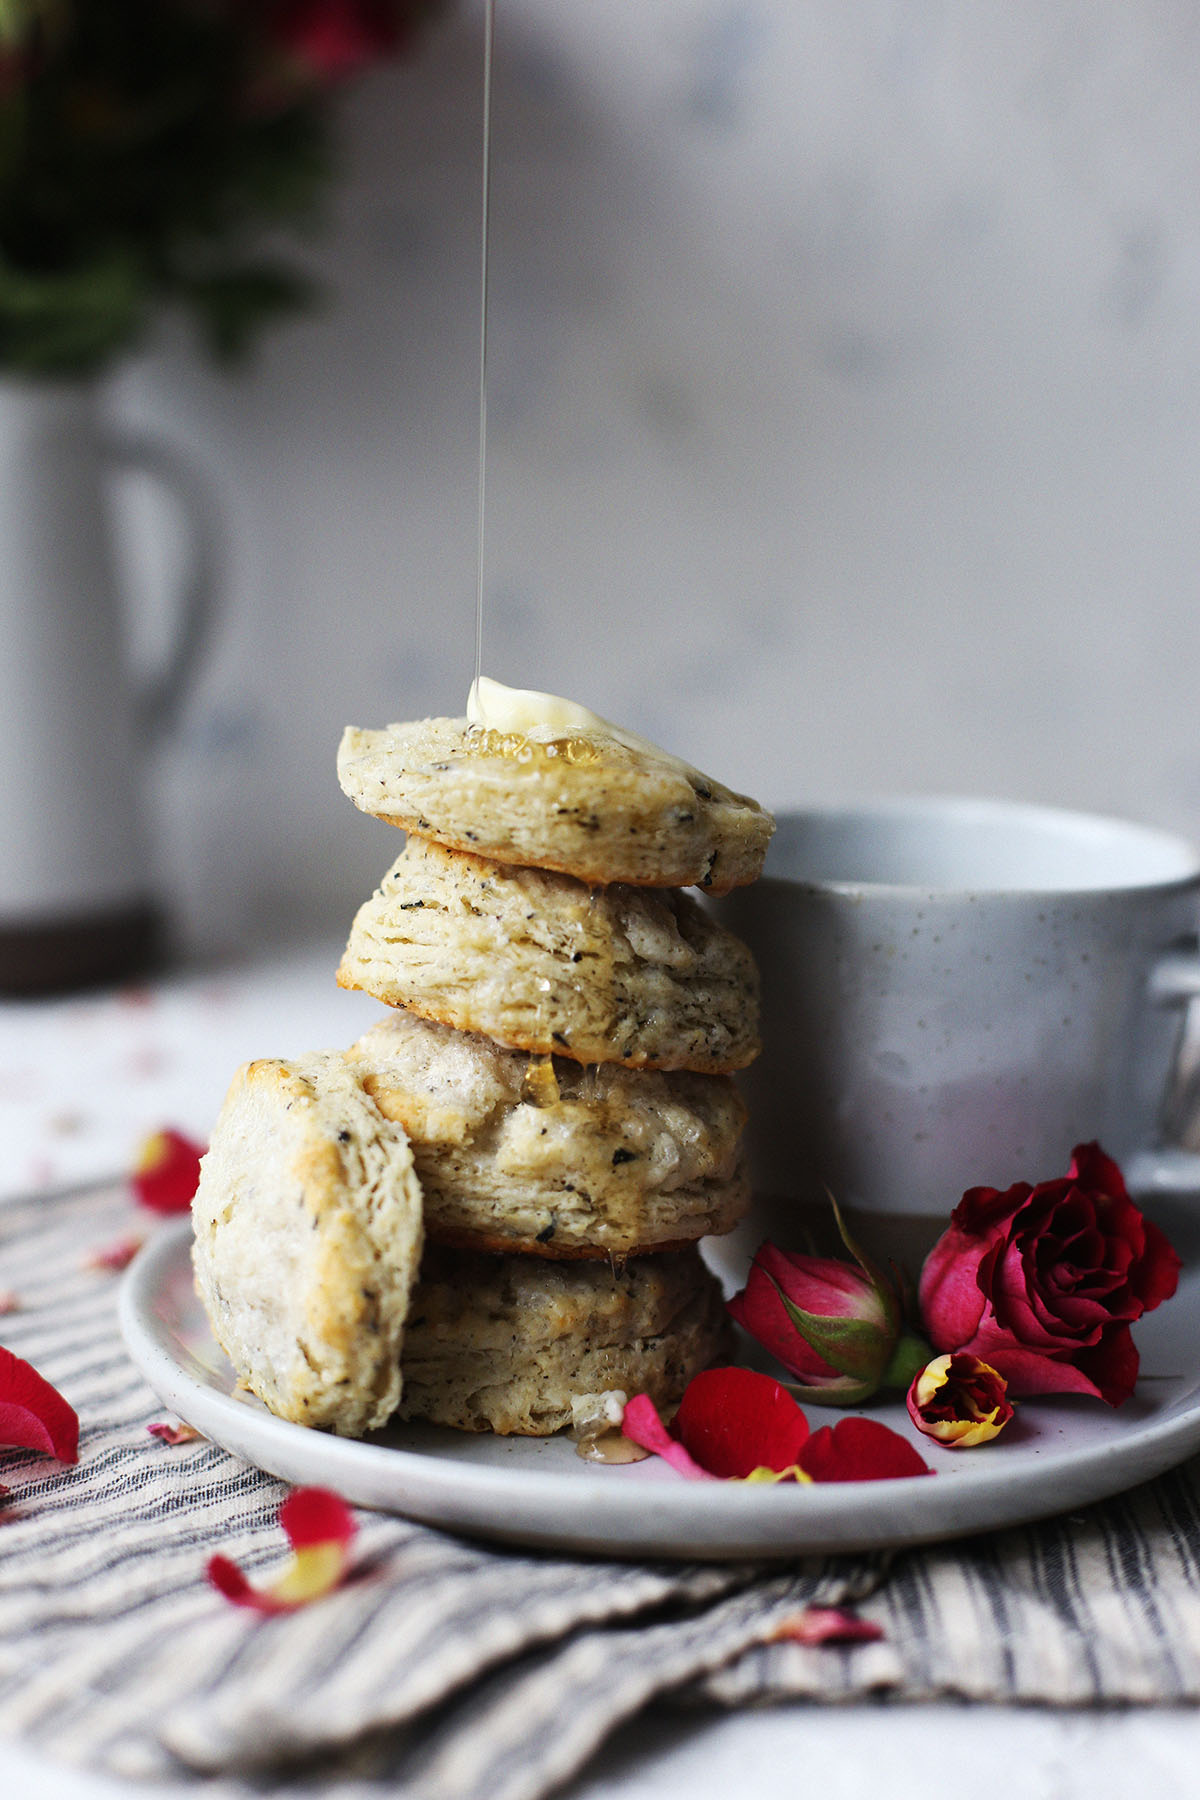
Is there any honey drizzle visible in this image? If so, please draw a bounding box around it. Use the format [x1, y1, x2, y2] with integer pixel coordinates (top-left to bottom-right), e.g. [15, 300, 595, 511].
[474, 0, 495, 696]
[470, 22, 642, 1474]
[463, 727, 603, 764]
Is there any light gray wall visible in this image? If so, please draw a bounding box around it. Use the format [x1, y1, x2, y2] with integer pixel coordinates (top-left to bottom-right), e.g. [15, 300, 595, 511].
[110, 1, 1200, 955]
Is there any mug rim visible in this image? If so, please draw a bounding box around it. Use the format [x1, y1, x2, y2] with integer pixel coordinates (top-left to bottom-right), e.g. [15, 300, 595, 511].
[760, 795, 1200, 898]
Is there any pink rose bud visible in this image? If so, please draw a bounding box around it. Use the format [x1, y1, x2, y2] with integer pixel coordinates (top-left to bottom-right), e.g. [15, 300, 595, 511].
[729, 1245, 894, 1395]
[728, 1203, 931, 1406]
[906, 1352, 1013, 1448]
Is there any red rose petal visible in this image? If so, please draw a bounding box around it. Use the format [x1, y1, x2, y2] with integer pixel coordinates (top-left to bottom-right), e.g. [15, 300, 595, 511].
[131, 1129, 205, 1215]
[674, 1368, 811, 1479]
[994, 1235, 1092, 1350]
[623, 1380, 932, 1485]
[279, 1485, 357, 1550]
[1069, 1323, 1142, 1408]
[0, 1346, 79, 1463]
[798, 1416, 932, 1482]
[954, 1333, 1105, 1399]
[1135, 1215, 1182, 1313]
[1068, 1142, 1126, 1194]
[271, 0, 407, 81]
[207, 1553, 275, 1610]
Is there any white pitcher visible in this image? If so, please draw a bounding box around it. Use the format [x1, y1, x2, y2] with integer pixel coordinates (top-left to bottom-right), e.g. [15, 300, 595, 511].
[0, 377, 218, 994]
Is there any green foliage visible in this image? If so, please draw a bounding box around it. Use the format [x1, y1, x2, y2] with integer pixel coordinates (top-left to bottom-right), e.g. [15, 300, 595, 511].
[0, 251, 142, 374]
[0, 2, 367, 374]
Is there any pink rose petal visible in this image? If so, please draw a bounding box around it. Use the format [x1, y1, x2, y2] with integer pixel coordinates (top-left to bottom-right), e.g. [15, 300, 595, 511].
[620, 1394, 717, 1480]
[148, 1422, 203, 1447]
[84, 1235, 145, 1273]
[772, 1606, 885, 1646]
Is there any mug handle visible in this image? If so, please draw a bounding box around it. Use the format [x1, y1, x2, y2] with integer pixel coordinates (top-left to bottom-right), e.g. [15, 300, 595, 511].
[1149, 943, 1200, 1006]
[103, 430, 222, 742]
[1125, 941, 1200, 1194]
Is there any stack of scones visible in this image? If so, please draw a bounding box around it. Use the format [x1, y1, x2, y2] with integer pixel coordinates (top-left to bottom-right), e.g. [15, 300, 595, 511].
[192, 681, 774, 1440]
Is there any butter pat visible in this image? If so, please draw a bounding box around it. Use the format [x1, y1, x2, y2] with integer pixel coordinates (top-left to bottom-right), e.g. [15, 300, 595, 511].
[467, 675, 694, 773]
[569, 1388, 628, 1438]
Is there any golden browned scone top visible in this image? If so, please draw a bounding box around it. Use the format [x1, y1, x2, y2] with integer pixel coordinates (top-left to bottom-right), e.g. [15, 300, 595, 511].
[337, 716, 774, 894]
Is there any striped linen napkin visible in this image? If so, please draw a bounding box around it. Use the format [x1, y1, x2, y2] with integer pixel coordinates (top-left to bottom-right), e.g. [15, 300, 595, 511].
[2, 1180, 1200, 1799]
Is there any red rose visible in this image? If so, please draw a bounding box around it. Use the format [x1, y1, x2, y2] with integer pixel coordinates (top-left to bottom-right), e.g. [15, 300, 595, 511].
[918, 1143, 1180, 1406]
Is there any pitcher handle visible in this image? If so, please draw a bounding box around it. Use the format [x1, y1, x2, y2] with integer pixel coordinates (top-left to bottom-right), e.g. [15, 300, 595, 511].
[104, 430, 222, 742]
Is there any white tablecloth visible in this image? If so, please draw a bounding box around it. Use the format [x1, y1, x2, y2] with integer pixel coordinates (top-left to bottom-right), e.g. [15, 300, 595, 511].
[0, 938, 383, 1200]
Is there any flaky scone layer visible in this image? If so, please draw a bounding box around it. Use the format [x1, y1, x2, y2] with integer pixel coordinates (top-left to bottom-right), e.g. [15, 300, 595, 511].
[399, 1243, 730, 1435]
[346, 1009, 749, 1257]
[337, 836, 761, 1073]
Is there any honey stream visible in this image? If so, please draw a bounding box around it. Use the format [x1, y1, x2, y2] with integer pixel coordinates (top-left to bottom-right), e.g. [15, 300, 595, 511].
[471, 10, 645, 1473]
[474, 0, 495, 695]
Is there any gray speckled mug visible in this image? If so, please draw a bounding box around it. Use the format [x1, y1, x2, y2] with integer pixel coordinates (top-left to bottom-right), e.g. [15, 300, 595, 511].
[718, 797, 1200, 1224]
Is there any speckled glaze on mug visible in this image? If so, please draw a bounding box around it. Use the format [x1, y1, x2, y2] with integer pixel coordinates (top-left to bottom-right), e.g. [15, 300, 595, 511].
[719, 798, 1200, 1219]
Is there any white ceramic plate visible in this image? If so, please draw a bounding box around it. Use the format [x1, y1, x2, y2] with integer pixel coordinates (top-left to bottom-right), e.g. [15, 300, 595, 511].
[120, 1209, 1200, 1561]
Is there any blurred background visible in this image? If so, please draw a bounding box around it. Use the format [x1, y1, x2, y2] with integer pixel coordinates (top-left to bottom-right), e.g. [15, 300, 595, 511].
[76, 1, 1200, 957]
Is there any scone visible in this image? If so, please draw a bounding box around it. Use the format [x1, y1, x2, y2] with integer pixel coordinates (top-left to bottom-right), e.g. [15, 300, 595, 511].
[346, 1009, 750, 1257]
[398, 1244, 730, 1435]
[191, 1052, 424, 1437]
[337, 716, 773, 894]
[336, 835, 761, 1072]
